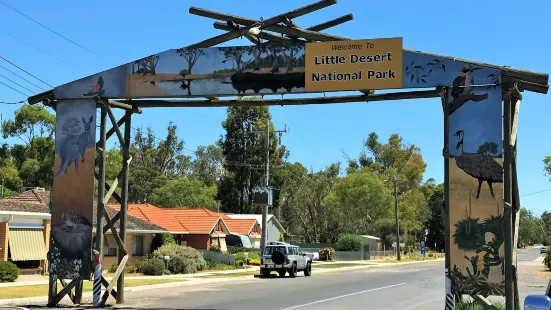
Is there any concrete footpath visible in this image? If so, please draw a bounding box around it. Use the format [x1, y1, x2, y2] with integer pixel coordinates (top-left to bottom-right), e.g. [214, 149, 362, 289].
[0, 259, 444, 306]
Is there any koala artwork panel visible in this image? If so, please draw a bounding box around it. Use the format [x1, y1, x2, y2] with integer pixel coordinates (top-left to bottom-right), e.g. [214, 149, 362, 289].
[50, 100, 96, 281]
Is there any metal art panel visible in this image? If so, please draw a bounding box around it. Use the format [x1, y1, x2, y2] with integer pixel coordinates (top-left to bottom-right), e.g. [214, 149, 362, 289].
[52, 43, 503, 100]
[447, 78, 505, 295]
[50, 100, 96, 281]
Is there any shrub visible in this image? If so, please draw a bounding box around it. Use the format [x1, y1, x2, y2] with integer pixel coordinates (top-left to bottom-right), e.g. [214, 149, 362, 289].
[318, 247, 335, 261]
[544, 247, 551, 271]
[152, 244, 204, 270]
[247, 252, 260, 261]
[168, 255, 198, 274]
[231, 247, 246, 254]
[206, 261, 236, 271]
[0, 261, 19, 282]
[108, 262, 137, 274]
[248, 259, 261, 266]
[336, 234, 362, 251]
[196, 256, 206, 271]
[233, 252, 248, 263]
[209, 245, 222, 253]
[151, 233, 176, 252]
[139, 258, 165, 276]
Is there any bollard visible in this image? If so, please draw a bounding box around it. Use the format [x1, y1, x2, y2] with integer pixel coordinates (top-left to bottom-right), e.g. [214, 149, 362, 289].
[93, 262, 102, 307]
[445, 275, 455, 310]
[92, 249, 102, 308]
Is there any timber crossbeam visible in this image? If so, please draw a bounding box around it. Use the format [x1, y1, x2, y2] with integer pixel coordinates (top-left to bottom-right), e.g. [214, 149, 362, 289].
[120, 89, 441, 108]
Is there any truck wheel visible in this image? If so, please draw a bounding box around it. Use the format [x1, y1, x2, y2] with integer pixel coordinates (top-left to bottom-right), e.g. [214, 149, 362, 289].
[289, 264, 297, 278]
[304, 263, 312, 276]
[262, 269, 271, 278]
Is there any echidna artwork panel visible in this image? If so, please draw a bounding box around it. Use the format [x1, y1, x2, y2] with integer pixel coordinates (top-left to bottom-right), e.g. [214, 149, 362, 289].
[50, 100, 96, 281]
[447, 73, 505, 296]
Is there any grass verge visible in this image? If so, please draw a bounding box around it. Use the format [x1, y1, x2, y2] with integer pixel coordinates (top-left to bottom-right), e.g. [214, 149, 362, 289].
[0, 279, 186, 299]
[373, 257, 442, 263]
[312, 263, 369, 269]
[199, 271, 259, 279]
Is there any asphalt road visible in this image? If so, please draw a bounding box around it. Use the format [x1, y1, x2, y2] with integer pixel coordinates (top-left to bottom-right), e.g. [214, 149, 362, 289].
[17, 247, 550, 310]
[139, 261, 446, 310]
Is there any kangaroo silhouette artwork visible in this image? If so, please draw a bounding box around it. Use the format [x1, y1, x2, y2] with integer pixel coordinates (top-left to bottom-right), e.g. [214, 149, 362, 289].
[55, 115, 95, 177]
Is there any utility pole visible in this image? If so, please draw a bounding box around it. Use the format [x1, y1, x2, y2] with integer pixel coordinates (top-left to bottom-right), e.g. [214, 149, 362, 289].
[261, 119, 270, 255]
[392, 176, 401, 261]
[249, 120, 287, 256]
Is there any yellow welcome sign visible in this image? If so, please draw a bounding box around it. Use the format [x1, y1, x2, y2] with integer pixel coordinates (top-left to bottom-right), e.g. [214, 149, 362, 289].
[305, 37, 403, 92]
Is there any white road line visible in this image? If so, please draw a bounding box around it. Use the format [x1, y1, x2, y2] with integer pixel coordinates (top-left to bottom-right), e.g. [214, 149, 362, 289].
[278, 283, 407, 310]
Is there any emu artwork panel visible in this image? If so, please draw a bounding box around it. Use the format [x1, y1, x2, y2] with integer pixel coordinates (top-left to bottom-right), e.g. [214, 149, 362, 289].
[50, 100, 96, 281]
[448, 82, 504, 296]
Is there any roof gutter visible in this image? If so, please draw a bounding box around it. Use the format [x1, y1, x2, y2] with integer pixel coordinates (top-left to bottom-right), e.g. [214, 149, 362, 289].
[0, 215, 14, 223]
[0, 211, 51, 219]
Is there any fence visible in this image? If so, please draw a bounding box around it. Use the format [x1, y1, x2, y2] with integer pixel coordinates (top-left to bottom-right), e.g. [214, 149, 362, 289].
[199, 250, 235, 265]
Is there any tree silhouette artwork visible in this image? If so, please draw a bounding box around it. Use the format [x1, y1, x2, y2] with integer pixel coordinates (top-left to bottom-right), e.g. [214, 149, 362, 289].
[132, 55, 160, 76]
[176, 47, 205, 75]
[246, 45, 266, 71]
[220, 46, 250, 73]
[477, 142, 499, 156]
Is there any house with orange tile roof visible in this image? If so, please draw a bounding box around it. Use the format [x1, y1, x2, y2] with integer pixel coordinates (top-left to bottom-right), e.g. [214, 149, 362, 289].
[106, 204, 232, 252]
[217, 215, 262, 248]
[0, 190, 167, 273]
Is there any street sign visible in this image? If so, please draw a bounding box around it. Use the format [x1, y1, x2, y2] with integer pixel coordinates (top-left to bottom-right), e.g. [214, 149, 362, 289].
[420, 241, 426, 255]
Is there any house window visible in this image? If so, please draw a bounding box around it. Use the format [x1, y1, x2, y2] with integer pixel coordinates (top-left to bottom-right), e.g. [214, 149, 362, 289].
[132, 235, 144, 256]
[104, 247, 117, 257]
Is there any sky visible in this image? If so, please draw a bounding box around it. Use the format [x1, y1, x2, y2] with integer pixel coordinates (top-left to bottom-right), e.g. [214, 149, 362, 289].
[0, 0, 549, 215]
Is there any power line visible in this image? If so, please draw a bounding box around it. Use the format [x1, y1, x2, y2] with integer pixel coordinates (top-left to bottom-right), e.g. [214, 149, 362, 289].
[0, 74, 36, 94]
[0, 64, 47, 91]
[0, 55, 53, 88]
[0, 80, 28, 96]
[520, 188, 551, 197]
[0, 99, 25, 104]
[0, 28, 82, 71]
[0, 1, 116, 65]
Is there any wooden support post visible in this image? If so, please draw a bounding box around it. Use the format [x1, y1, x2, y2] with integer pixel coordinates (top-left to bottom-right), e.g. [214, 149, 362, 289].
[471, 295, 499, 310]
[510, 94, 522, 309]
[306, 14, 353, 31]
[503, 90, 515, 310]
[101, 254, 129, 307]
[116, 110, 132, 303]
[102, 104, 127, 154]
[441, 87, 455, 310]
[74, 280, 83, 304]
[96, 105, 106, 264]
[47, 169, 57, 307]
[59, 279, 76, 303]
[47, 278, 79, 307]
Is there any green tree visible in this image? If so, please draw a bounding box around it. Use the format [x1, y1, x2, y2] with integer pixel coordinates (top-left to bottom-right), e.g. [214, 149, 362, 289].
[422, 182, 445, 251]
[324, 168, 392, 236]
[518, 208, 543, 247]
[544, 156, 551, 179]
[1, 105, 55, 189]
[348, 133, 428, 245]
[1, 105, 55, 144]
[217, 97, 288, 214]
[191, 145, 223, 187]
[128, 123, 191, 203]
[149, 177, 218, 210]
[279, 163, 340, 243]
